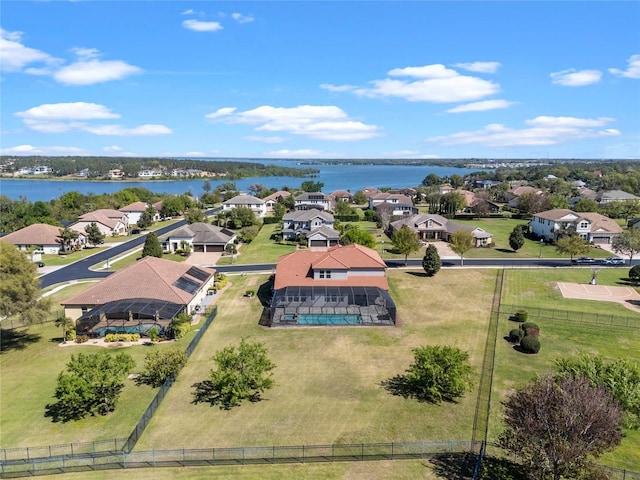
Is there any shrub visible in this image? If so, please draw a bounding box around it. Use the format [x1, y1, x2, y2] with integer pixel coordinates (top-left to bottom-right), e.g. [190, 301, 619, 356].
[520, 322, 539, 332]
[76, 335, 89, 344]
[630, 265, 640, 283]
[514, 309, 528, 322]
[66, 329, 77, 341]
[509, 328, 524, 343]
[105, 333, 140, 343]
[147, 326, 160, 342]
[520, 335, 541, 354]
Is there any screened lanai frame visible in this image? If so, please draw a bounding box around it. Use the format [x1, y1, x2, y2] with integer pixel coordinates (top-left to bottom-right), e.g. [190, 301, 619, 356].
[75, 298, 185, 337]
[270, 286, 396, 326]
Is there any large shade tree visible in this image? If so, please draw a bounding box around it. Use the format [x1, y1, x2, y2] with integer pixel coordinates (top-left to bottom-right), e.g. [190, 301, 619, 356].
[499, 374, 623, 480]
[449, 230, 475, 266]
[612, 228, 640, 265]
[555, 234, 590, 261]
[0, 241, 52, 324]
[392, 225, 422, 265]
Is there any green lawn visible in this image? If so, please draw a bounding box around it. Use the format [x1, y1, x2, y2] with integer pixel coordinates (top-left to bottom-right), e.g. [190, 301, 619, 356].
[491, 291, 640, 470]
[3, 265, 639, 474]
[0, 320, 198, 448]
[216, 223, 296, 265]
[97, 250, 187, 271]
[501, 268, 639, 317]
[135, 269, 496, 450]
[40, 246, 109, 266]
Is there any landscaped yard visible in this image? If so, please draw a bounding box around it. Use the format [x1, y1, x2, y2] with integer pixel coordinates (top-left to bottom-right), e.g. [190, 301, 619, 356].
[134, 268, 496, 450]
[216, 223, 296, 265]
[2, 264, 639, 476]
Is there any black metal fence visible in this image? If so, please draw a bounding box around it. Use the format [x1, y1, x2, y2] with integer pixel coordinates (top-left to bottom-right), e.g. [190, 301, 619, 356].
[0, 439, 127, 463]
[499, 304, 640, 328]
[124, 305, 218, 453]
[0, 441, 480, 478]
[471, 271, 504, 479]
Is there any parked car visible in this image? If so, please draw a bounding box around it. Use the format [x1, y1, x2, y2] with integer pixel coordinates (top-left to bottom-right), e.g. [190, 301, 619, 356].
[601, 256, 625, 265]
[572, 257, 596, 264]
[36, 261, 45, 268]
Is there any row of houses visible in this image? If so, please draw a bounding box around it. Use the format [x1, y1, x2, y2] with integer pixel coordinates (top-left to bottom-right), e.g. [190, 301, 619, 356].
[57, 242, 397, 336]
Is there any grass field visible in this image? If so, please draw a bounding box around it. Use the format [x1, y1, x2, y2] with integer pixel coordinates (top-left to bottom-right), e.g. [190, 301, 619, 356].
[134, 268, 496, 450]
[2, 264, 639, 476]
[26, 460, 443, 480]
[216, 223, 296, 265]
[501, 268, 637, 317]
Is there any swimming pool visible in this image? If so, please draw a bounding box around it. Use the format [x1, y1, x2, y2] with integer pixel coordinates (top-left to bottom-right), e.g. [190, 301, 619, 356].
[284, 314, 362, 325]
[91, 324, 160, 336]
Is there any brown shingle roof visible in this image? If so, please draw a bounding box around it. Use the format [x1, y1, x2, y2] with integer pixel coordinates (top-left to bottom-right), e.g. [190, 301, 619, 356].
[61, 256, 214, 307]
[119, 202, 148, 212]
[274, 244, 388, 290]
[76, 209, 126, 229]
[1, 223, 64, 245]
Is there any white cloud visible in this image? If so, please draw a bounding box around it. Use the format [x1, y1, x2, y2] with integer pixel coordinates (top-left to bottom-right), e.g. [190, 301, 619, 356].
[16, 102, 120, 120]
[16, 102, 171, 136]
[182, 19, 223, 32]
[427, 116, 620, 147]
[0, 144, 85, 155]
[0, 28, 62, 72]
[244, 136, 286, 143]
[103, 145, 124, 152]
[206, 104, 381, 141]
[550, 69, 602, 86]
[453, 62, 501, 73]
[446, 99, 515, 113]
[181, 9, 195, 15]
[328, 64, 500, 103]
[609, 54, 640, 79]
[265, 149, 326, 158]
[320, 83, 360, 92]
[231, 13, 255, 24]
[205, 107, 237, 119]
[54, 53, 142, 86]
[83, 124, 172, 136]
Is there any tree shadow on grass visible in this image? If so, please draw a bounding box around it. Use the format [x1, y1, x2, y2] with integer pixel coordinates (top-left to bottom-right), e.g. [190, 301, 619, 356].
[380, 375, 457, 404]
[0, 328, 41, 354]
[429, 452, 476, 479]
[430, 452, 525, 480]
[192, 380, 265, 410]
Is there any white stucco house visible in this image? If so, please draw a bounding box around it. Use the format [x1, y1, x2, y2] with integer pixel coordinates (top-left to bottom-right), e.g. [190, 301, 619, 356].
[529, 209, 622, 244]
[222, 195, 267, 218]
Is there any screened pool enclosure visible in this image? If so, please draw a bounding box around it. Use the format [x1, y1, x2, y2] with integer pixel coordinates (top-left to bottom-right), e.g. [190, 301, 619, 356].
[269, 286, 396, 326]
[74, 298, 184, 337]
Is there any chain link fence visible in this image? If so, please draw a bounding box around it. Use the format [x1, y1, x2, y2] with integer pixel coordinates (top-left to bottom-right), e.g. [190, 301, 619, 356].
[499, 304, 640, 329]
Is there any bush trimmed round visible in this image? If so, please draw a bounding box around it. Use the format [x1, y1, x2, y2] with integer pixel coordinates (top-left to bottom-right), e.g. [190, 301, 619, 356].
[520, 322, 539, 332]
[520, 335, 541, 354]
[514, 309, 528, 322]
[509, 328, 524, 342]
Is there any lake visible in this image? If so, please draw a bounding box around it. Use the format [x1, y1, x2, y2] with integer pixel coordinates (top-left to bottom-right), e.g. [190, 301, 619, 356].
[0, 162, 486, 202]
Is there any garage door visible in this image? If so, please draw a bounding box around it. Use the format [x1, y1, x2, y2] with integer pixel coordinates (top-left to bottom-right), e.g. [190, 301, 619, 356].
[310, 240, 326, 247]
[205, 245, 224, 252]
[194, 244, 205, 252]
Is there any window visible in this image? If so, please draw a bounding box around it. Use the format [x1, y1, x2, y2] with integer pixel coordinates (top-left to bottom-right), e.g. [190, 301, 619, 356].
[579, 221, 589, 229]
[319, 270, 332, 279]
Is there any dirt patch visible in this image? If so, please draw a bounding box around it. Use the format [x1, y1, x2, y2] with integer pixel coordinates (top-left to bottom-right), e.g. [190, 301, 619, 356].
[557, 282, 640, 313]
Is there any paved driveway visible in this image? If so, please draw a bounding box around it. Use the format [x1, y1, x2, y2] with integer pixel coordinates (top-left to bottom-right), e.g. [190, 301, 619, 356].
[185, 252, 222, 266]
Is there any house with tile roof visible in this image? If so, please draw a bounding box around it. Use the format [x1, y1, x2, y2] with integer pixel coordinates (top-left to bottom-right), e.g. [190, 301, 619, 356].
[506, 186, 544, 208]
[160, 222, 236, 253]
[61, 256, 215, 336]
[389, 214, 493, 247]
[68, 209, 129, 237]
[1, 223, 85, 254]
[270, 244, 396, 326]
[119, 201, 160, 225]
[529, 209, 622, 244]
[263, 191, 291, 211]
[281, 210, 337, 244]
[222, 194, 267, 217]
[294, 192, 335, 211]
[596, 190, 640, 207]
[330, 190, 352, 203]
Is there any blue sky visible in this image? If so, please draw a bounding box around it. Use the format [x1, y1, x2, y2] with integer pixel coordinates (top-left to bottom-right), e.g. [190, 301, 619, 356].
[1, 1, 639, 160]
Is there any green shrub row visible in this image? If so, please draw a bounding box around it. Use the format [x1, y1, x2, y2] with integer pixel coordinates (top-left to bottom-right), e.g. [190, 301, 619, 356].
[104, 333, 141, 343]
